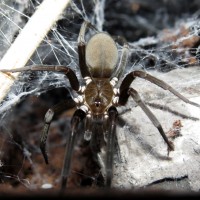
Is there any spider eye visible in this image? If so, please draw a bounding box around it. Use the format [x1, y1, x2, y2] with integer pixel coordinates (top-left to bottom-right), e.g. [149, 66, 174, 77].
[95, 101, 100, 107]
[94, 98, 101, 107]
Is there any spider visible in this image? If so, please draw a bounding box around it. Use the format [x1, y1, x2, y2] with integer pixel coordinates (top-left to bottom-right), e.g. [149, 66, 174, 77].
[0, 21, 199, 189]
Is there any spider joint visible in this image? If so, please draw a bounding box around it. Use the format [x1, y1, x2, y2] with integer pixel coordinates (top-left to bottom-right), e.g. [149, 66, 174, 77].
[110, 77, 118, 86]
[113, 88, 119, 95]
[78, 86, 85, 93]
[79, 105, 89, 113]
[84, 76, 92, 85]
[45, 109, 54, 123]
[112, 96, 119, 105]
[104, 112, 108, 119]
[73, 95, 84, 104]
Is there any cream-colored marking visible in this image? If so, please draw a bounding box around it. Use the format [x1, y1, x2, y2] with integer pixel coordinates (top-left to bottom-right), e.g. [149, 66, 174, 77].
[80, 105, 89, 113]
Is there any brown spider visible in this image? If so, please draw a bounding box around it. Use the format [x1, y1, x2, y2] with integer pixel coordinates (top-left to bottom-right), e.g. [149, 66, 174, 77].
[0, 21, 199, 189]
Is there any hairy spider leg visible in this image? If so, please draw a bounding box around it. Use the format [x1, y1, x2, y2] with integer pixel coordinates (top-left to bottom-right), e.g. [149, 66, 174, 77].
[106, 106, 118, 187]
[128, 88, 174, 151]
[61, 109, 86, 189]
[0, 65, 82, 165]
[111, 36, 129, 80]
[40, 99, 76, 164]
[78, 21, 99, 78]
[0, 65, 80, 91]
[120, 70, 200, 108]
[118, 70, 200, 151]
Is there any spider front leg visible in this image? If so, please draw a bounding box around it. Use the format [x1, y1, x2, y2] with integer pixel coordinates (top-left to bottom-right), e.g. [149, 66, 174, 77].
[106, 106, 118, 187]
[61, 109, 86, 189]
[0, 65, 80, 92]
[120, 70, 200, 108]
[40, 99, 76, 164]
[111, 35, 129, 80]
[78, 21, 98, 78]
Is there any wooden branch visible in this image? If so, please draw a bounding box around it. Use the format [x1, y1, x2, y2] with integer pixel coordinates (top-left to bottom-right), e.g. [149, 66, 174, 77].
[0, 0, 71, 103]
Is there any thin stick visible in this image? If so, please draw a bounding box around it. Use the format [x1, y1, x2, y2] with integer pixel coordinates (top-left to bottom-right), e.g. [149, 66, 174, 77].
[0, 0, 71, 103]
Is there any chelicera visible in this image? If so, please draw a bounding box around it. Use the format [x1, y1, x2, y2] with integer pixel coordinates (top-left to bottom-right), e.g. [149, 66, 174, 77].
[1, 21, 199, 189]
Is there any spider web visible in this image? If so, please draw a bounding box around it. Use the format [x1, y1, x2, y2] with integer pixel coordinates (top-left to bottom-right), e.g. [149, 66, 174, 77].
[0, 0, 199, 192]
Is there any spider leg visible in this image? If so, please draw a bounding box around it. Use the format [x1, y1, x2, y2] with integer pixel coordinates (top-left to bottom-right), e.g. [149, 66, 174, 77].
[0, 65, 80, 91]
[61, 109, 86, 189]
[128, 88, 174, 151]
[78, 21, 98, 78]
[40, 99, 76, 164]
[111, 36, 129, 80]
[106, 106, 118, 187]
[119, 70, 200, 108]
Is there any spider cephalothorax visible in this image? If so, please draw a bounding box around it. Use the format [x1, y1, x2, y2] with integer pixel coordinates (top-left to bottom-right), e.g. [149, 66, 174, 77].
[0, 21, 199, 189]
[84, 78, 114, 115]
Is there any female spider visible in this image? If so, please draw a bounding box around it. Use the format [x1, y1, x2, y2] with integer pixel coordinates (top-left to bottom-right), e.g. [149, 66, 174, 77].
[1, 21, 199, 189]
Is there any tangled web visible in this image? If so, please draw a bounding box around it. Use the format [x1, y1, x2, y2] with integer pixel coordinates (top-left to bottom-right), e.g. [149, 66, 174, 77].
[0, 0, 200, 190]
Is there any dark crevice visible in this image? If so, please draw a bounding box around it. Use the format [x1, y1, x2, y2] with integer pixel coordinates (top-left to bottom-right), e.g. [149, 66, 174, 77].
[148, 175, 188, 186]
[147, 175, 189, 189]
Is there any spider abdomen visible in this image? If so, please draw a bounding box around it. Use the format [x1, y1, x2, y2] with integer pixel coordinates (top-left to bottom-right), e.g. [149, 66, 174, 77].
[85, 33, 118, 78]
[84, 78, 114, 115]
